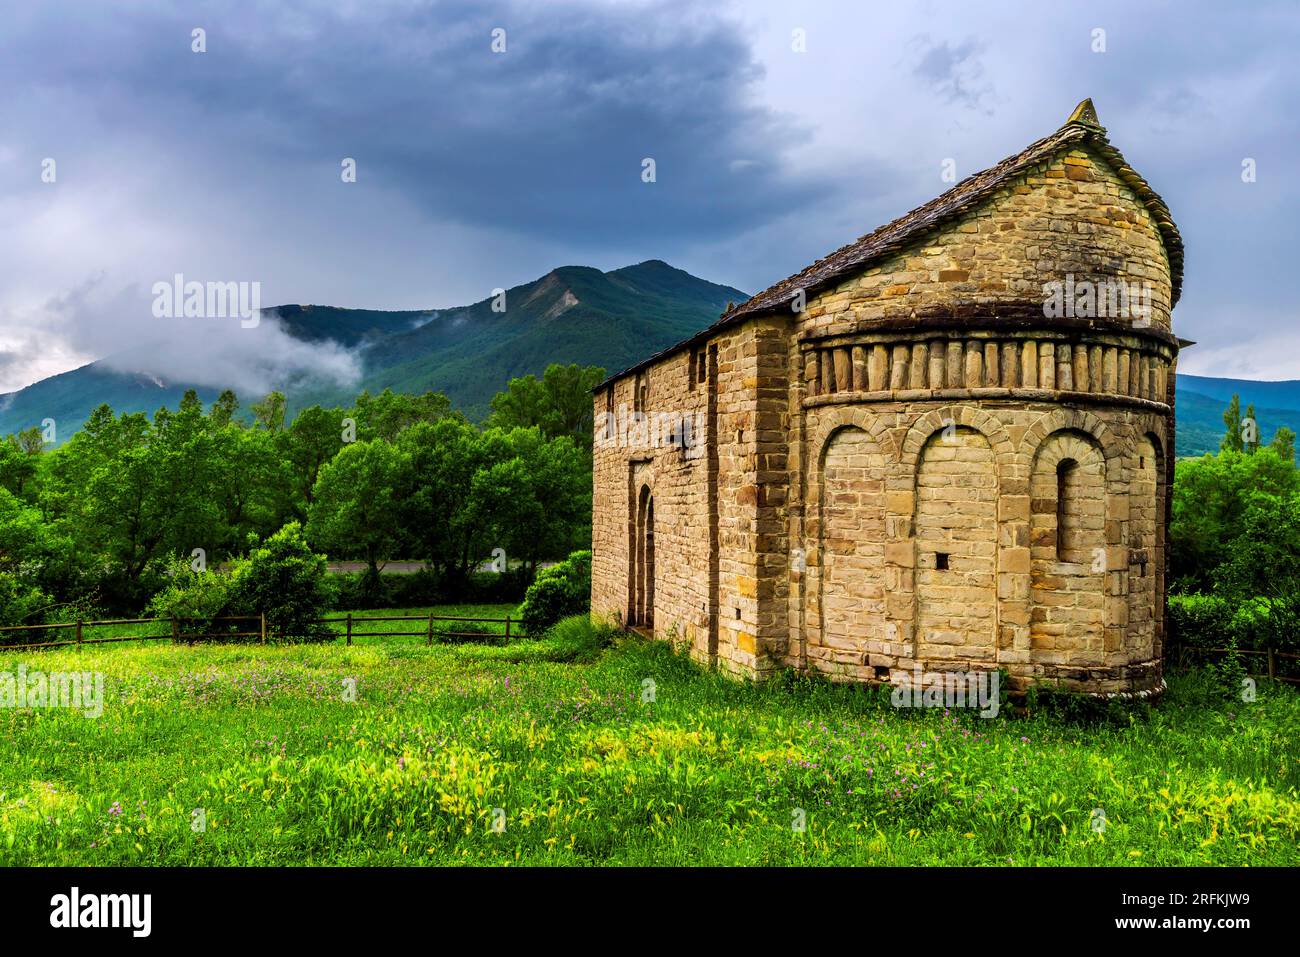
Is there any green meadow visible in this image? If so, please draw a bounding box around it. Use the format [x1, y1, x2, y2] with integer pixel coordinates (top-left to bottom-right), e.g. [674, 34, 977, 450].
[1, 609, 1296, 866]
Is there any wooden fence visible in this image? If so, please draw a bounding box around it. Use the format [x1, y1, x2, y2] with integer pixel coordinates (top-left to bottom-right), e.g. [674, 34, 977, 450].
[0, 612, 514, 651]
[1175, 644, 1300, 685]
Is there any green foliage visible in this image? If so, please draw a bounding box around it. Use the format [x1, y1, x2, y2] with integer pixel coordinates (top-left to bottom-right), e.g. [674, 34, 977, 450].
[1271, 426, 1296, 463]
[307, 439, 405, 576]
[147, 524, 335, 643]
[1221, 393, 1244, 453]
[350, 388, 455, 442]
[0, 434, 40, 497]
[1213, 488, 1300, 653]
[541, 612, 617, 662]
[518, 550, 591, 637]
[250, 391, 287, 432]
[331, 568, 530, 610]
[429, 620, 502, 645]
[228, 523, 336, 642]
[487, 363, 605, 449]
[0, 573, 51, 631]
[1170, 446, 1299, 591]
[1168, 593, 1233, 649]
[146, 564, 236, 636]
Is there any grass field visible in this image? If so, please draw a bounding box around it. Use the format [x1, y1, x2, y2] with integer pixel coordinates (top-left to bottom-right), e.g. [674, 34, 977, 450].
[1, 608, 1297, 866]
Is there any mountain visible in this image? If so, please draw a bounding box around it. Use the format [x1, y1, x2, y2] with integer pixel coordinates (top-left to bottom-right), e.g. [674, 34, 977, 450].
[0, 260, 746, 436]
[339, 260, 745, 418]
[2, 260, 1297, 459]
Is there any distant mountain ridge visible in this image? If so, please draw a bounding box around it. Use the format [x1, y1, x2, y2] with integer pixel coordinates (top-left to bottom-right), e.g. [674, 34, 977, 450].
[1, 264, 1296, 459]
[0, 260, 746, 436]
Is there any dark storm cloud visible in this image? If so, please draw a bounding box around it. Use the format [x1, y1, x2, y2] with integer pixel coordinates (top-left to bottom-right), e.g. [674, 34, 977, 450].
[2, 0, 1300, 389]
[0, 0, 815, 245]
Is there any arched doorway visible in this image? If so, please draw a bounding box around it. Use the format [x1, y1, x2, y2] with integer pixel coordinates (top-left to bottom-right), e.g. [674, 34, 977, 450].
[632, 485, 655, 629]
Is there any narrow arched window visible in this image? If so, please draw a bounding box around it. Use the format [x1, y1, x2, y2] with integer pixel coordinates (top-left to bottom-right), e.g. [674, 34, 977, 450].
[1056, 458, 1077, 561]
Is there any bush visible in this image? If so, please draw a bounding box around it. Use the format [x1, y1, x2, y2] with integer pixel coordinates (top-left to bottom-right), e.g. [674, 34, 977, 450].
[0, 572, 51, 634]
[333, 568, 394, 610]
[228, 523, 336, 642]
[1168, 592, 1234, 651]
[147, 563, 237, 638]
[518, 550, 591, 637]
[148, 523, 336, 643]
[430, 621, 503, 645]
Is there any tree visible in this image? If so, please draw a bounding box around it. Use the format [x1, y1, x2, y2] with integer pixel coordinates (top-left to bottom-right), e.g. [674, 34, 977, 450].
[1170, 446, 1300, 592]
[0, 486, 82, 624]
[1221, 394, 1243, 453]
[307, 439, 404, 579]
[474, 427, 590, 574]
[394, 418, 485, 583]
[210, 389, 240, 428]
[210, 423, 285, 550]
[39, 401, 226, 609]
[0, 435, 40, 498]
[15, 426, 44, 456]
[1270, 426, 1296, 464]
[250, 391, 287, 432]
[1215, 488, 1300, 651]
[487, 363, 605, 449]
[351, 389, 454, 442]
[281, 405, 348, 518]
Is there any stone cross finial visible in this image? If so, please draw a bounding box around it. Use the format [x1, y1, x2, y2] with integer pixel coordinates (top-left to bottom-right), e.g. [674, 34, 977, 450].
[1065, 98, 1103, 129]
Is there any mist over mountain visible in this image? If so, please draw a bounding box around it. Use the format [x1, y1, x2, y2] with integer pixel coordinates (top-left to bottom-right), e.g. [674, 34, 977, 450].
[0, 260, 745, 437]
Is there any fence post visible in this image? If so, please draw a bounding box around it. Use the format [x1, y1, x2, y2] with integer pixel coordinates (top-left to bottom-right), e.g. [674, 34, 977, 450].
[172, 614, 179, 644]
[346, 612, 353, 646]
[260, 612, 267, 644]
[76, 619, 83, 648]
[426, 612, 434, 646]
[1268, 648, 1276, 680]
[505, 615, 511, 642]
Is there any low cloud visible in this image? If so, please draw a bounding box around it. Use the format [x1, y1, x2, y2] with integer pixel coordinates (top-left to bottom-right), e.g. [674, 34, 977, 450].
[13, 277, 360, 398]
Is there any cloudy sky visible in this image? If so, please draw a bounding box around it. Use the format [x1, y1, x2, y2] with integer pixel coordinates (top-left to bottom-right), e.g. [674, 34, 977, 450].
[1, 0, 1297, 395]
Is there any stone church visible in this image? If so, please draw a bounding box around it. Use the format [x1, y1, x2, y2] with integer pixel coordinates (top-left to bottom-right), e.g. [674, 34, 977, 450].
[591, 100, 1187, 695]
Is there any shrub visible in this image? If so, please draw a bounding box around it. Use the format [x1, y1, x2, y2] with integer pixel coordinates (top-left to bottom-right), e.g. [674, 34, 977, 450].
[385, 569, 441, 607]
[518, 550, 591, 637]
[0, 572, 51, 635]
[333, 568, 394, 610]
[147, 562, 238, 638]
[1168, 592, 1234, 651]
[227, 523, 337, 642]
[328, 567, 532, 611]
[430, 621, 502, 645]
[147, 523, 336, 643]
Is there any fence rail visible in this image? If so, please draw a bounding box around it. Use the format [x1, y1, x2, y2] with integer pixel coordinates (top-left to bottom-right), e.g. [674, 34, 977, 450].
[0, 611, 514, 651]
[1175, 644, 1300, 685]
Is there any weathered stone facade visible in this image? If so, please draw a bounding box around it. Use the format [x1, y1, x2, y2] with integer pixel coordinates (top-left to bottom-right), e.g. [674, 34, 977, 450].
[592, 101, 1185, 695]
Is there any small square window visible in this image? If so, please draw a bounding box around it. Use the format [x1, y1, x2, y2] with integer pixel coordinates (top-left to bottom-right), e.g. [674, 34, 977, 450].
[935, 552, 950, 570]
